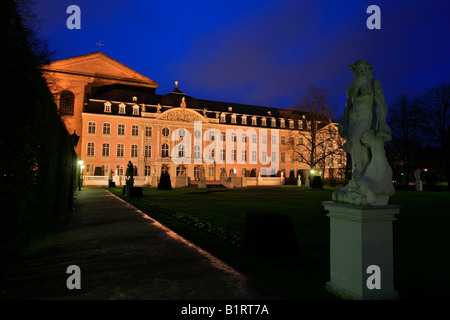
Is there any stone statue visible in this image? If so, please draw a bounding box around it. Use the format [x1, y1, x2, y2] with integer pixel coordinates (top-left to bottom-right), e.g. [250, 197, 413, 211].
[414, 169, 423, 191]
[332, 59, 395, 205]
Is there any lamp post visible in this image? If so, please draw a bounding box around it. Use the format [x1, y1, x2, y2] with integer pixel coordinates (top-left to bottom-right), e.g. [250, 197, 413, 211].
[78, 160, 84, 191]
[69, 130, 80, 212]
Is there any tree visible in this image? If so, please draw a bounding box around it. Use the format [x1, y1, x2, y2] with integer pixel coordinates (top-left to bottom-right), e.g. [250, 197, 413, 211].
[281, 85, 345, 183]
[387, 94, 422, 186]
[416, 82, 450, 189]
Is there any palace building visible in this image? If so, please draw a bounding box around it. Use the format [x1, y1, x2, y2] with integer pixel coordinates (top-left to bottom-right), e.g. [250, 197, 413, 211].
[43, 52, 346, 187]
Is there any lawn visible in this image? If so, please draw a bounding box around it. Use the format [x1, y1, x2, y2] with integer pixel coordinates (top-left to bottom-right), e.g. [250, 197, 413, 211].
[109, 186, 450, 300]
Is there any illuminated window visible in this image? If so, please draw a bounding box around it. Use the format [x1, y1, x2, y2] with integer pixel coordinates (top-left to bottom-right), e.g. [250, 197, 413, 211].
[131, 144, 138, 157]
[241, 116, 247, 125]
[220, 113, 226, 123]
[145, 145, 152, 158]
[251, 150, 257, 163]
[261, 117, 267, 126]
[252, 117, 257, 125]
[194, 145, 201, 160]
[132, 104, 139, 115]
[59, 90, 74, 115]
[118, 124, 125, 135]
[103, 123, 111, 135]
[145, 126, 152, 137]
[118, 103, 126, 114]
[162, 143, 169, 158]
[88, 121, 96, 134]
[242, 150, 247, 162]
[87, 142, 95, 156]
[271, 118, 276, 127]
[116, 164, 124, 176]
[132, 124, 139, 136]
[102, 143, 110, 157]
[117, 144, 124, 157]
[231, 114, 237, 124]
[104, 101, 112, 113]
[280, 119, 285, 128]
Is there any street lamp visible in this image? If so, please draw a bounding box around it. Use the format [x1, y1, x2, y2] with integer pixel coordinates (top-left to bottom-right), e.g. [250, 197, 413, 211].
[78, 160, 84, 191]
[69, 130, 79, 211]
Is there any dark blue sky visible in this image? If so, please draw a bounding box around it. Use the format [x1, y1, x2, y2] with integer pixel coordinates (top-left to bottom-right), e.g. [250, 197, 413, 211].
[33, 0, 450, 117]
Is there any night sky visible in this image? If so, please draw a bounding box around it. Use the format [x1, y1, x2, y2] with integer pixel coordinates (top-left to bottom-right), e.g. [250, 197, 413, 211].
[33, 0, 450, 118]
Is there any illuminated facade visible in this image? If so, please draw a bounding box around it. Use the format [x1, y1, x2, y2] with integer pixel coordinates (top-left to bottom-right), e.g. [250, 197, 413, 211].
[43, 52, 345, 186]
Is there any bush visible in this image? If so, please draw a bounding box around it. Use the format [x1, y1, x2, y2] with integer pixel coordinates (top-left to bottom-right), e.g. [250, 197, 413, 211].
[311, 176, 323, 188]
[158, 173, 172, 190]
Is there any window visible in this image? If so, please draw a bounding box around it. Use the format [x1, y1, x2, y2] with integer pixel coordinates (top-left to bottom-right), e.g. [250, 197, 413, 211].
[251, 133, 257, 144]
[161, 164, 169, 174]
[116, 164, 124, 176]
[117, 144, 124, 157]
[59, 90, 75, 115]
[178, 144, 184, 158]
[162, 127, 170, 137]
[87, 142, 95, 156]
[242, 150, 247, 162]
[242, 116, 247, 125]
[242, 133, 247, 143]
[102, 143, 110, 157]
[220, 149, 226, 161]
[231, 132, 237, 142]
[104, 101, 111, 113]
[86, 164, 94, 175]
[132, 124, 139, 136]
[252, 117, 257, 125]
[145, 165, 151, 176]
[131, 144, 138, 158]
[231, 150, 237, 161]
[281, 136, 286, 145]
[220, 113, 226, 123]
[231, 114, 237, 124]
[209, 166, 215, 177]
[194, 130, 201, 139]
[262, 151, 267, 163]
[272, 151, 277, 162]
[194, 145, 201, 160]
[119, 103, 126, 114]
[145, 126, 152, 137]
[280, 119, 285, 128]
[102, 164, 109, 176]
[118, 124, 125, 135]
[103, 123, 111, 135]
[271, 134, 277, 145]
[88, 121, 96, 134]
[261, 117, 267, 126]
[262, 134, 267, 145]
[162, 143, 169, 158]
[251, 150, 257, 163]
[145, 145, 152, 158]
[132, 104, 139, 115]
[178, 128, 185, 138]
[271, 118, 276, 127]
[289, 120, 294, 129]
[281, 152, 286, 163]
[221, 132, 226, 142]
[209, 130, 215, 141]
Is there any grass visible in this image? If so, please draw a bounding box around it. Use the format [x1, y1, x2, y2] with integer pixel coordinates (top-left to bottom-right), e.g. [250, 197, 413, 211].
[109, 186, 450, 300]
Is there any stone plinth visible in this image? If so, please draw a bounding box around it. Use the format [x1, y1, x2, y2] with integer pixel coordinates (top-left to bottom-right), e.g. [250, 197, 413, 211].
[323, 201, 399, 300]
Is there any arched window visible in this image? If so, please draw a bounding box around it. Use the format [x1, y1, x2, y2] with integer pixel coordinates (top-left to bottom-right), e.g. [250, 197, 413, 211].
[59, 90, 75, 115]
[88, 121, 96, 134]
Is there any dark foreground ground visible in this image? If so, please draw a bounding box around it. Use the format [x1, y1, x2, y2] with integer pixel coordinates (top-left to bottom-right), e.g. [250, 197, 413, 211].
[0, 187, 277, 300]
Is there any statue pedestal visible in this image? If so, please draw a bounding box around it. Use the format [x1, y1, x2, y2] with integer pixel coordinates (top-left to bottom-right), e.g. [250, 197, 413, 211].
[322, 201, 399, 300]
